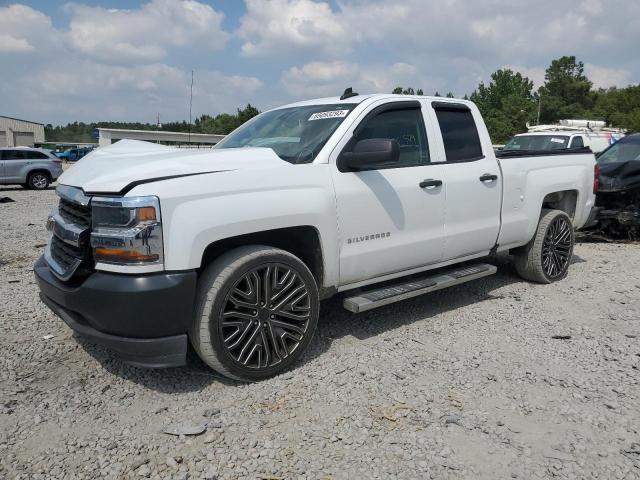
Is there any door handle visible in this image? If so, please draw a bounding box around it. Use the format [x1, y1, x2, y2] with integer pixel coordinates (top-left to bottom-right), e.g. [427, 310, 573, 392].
[419, 179, 443, 188]
[479, 173, 498, 182]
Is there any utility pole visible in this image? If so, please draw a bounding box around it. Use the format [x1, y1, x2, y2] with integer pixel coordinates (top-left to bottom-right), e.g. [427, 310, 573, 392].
[537, 93, 542, 125]
[188, 70, 194, 143]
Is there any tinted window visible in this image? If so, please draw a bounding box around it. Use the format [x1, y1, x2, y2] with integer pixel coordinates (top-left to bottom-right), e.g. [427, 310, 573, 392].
[2, 150, 28, 160]
[1, 150, 49, 160]
[354, 108, 429, 167]
[570, 136, 584, 148]
[434, 107, 483, 162]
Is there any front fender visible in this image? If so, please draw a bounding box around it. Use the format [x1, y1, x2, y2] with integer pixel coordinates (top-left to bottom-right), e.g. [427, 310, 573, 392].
[129, 165, 339, 288]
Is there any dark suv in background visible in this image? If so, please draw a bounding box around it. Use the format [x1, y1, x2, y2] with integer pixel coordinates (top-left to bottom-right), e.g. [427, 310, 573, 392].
[0, 147, 63, 190]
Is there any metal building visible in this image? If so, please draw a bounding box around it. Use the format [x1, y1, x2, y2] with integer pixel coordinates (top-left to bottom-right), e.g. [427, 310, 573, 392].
[0, 116, 45, 147]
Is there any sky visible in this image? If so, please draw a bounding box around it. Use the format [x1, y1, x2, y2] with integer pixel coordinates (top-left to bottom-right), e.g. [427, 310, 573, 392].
[1, 0, 639, 126]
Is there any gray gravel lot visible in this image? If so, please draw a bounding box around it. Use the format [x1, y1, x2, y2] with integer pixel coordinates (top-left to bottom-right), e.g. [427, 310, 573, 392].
[1, 185, 639, 480]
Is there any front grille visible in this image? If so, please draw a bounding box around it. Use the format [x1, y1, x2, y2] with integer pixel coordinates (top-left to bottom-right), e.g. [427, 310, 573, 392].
[47, 188, 93, 281]
[59, 197, 91, 229]
[50, 235, 84, 272]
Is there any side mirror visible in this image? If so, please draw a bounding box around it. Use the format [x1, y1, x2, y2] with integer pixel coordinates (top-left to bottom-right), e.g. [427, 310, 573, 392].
[340, 139, 400, 171]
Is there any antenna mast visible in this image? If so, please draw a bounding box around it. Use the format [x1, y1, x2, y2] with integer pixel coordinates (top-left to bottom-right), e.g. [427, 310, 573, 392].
[189, 70, 194, 143]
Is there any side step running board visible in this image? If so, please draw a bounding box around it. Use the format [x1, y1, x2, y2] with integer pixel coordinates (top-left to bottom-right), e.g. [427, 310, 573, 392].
[343, 263, 497, 313]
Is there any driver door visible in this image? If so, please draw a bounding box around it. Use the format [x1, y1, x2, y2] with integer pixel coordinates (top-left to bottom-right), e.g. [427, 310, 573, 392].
[331, 101, 448, 286]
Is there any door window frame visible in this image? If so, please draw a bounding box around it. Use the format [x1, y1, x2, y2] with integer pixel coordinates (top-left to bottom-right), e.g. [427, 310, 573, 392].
[337, 100, 430, 172]
[431, 101, 485, 163]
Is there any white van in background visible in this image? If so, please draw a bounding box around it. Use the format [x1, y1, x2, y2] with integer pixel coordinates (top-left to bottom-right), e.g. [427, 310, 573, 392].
[504, 120, 625, 154]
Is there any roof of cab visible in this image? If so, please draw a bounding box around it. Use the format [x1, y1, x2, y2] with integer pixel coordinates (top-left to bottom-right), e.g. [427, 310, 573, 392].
[274, 94, 475, 110]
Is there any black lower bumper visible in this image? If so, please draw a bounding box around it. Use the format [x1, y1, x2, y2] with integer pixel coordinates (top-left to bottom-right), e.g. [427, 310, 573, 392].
[34, 256, 197, 368]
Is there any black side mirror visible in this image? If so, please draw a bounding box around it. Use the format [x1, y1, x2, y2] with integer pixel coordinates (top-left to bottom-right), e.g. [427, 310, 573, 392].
[340, 138, 400, 171]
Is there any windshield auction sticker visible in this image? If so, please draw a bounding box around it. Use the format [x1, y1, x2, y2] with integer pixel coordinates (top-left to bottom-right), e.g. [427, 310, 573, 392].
[308, 110, 350, 121]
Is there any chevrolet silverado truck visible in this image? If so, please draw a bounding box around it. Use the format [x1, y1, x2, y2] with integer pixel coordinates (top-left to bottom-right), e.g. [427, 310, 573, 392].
[35, 90, 598, 381]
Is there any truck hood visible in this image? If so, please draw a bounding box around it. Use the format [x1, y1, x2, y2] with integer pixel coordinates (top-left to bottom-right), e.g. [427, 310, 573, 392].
[58, 139, 288, 194]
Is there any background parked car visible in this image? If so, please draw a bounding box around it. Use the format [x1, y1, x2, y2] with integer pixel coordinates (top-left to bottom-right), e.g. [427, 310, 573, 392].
[503, 120, 625, 154]
[56, 146, 94, 161]
[0, 147, 63, 190]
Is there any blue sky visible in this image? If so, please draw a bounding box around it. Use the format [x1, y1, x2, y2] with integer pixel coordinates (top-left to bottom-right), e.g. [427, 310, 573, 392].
[1, 0, 639, 125]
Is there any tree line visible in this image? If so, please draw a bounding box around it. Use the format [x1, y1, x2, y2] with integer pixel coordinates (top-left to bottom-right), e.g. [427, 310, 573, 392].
[394, 55, 640, 143]
[44, 104, 260, 143]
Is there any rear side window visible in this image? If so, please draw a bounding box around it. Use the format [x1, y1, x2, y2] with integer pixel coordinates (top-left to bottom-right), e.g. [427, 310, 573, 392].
[1, 150, 27, 160]
[1, 150, 49, 160]
[433, 104, 483, 162]
[570, 136, 584, 148]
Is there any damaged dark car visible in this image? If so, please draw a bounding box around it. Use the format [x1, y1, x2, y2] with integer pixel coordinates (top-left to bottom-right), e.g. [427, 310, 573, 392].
[594, 134, 640, 239]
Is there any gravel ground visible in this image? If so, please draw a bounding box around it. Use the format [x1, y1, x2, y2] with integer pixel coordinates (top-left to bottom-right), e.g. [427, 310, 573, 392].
[1, 185, 639, 480]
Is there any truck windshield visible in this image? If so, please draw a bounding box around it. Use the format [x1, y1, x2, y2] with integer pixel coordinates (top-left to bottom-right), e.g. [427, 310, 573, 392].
[215, 104, 357, 164]
[597, 136, 640, 164]
[504, 135, 569, 151]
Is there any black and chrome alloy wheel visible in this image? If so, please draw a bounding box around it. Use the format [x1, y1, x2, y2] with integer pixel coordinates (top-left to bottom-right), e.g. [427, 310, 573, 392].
[220, 263, 312, 369]
[191, 246, 319, 381]
[541, 215, 572, 279]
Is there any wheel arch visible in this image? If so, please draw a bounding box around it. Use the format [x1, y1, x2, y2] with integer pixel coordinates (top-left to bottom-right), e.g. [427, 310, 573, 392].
[541, 189, 578, 220]
[199, 226, 331, 298]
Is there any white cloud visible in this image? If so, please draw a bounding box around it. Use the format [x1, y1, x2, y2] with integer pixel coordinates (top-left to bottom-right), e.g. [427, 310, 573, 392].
[0, 34, 35, 53]
[65, 0, 230, 62]
[502, 65, 546, 90]
[0, 4, 61, 54]
[584, 64, 632, 89]
[238, 0, 349, 57]
[13, 61, 262, 122]
[281, 60, 424, 98]
[239, 0, 640, 97]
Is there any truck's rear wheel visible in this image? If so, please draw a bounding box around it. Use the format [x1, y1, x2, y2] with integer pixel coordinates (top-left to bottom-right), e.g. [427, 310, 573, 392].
[514, 209, 574, 284]
[190, 245, 319, 381]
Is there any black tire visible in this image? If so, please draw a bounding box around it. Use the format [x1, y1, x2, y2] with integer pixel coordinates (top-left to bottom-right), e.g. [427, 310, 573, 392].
[190, 245, 319, 381]
[27, 172, 50, 190]
[514, 209, 574, 284]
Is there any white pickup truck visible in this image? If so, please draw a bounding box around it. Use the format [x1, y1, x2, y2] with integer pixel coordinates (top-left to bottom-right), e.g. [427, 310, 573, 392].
[35, 91, 598, 381]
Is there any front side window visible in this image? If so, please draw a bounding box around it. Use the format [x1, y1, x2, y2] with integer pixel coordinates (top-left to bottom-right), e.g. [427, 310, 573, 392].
[434, 107, 483, 162]
[215, 104, 357, 164]
[352, 108, 429, 167]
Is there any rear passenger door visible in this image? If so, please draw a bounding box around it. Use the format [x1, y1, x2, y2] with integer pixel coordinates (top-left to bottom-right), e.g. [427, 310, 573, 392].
[429, 102, 502, 260]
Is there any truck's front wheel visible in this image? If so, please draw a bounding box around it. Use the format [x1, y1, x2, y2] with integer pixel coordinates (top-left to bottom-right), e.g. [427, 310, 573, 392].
[190, 246, 319, 381]
[514, 209, 574, 284]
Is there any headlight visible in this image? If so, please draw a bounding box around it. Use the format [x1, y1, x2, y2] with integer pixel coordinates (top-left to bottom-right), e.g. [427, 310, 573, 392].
[90, 196, 163, 268]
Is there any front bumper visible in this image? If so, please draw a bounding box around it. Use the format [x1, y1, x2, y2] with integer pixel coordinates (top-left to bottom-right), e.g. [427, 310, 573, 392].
[34, 256, 197, 368]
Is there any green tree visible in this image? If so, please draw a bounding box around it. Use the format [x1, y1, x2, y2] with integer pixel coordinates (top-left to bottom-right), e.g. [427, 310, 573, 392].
[470, 69, 537, 143]
[392, 87, 424, 95]
[538, 56, 594, 123]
